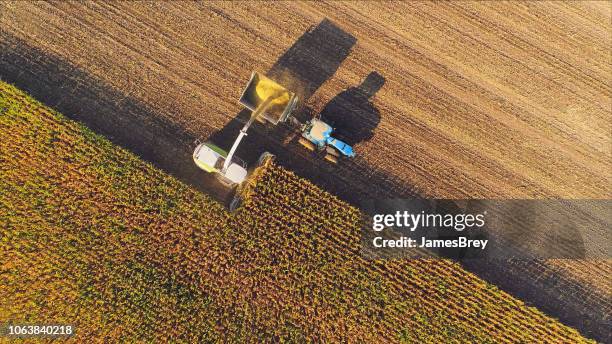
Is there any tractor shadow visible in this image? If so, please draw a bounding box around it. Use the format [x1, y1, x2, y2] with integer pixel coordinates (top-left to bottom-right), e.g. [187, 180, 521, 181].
[320, 72, 384, 146]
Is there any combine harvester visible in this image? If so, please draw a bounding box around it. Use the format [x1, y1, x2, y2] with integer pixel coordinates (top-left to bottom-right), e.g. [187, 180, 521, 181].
[193, 72, 355, 208]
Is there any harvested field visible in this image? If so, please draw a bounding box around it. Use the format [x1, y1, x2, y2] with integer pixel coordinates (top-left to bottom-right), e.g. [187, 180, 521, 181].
[1, 1, 610, 340]
[0, 82, 594, 342]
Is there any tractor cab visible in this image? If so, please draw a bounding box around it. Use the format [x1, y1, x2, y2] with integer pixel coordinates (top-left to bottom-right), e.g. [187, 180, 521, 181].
[298, 118, 355, 163]
[304, 119, 333, 148]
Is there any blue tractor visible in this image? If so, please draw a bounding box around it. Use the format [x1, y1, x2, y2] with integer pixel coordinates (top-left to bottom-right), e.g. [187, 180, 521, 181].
[291, 116, 355, 164]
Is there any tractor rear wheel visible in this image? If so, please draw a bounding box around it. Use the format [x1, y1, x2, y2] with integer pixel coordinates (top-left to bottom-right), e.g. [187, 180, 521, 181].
[326, 146, 340, 157]
[298, 137, 315, 151]
[324, 154, 338, 164]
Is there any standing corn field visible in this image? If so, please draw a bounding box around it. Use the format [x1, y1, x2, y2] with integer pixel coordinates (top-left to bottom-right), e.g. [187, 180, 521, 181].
[0, 82, 594, 342]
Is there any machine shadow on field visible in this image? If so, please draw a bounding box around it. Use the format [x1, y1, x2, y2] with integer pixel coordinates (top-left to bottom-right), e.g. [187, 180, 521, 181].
[0, 34, 235, 204]
[268, 18, 358, 105]
[320, 72, 384, 146]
